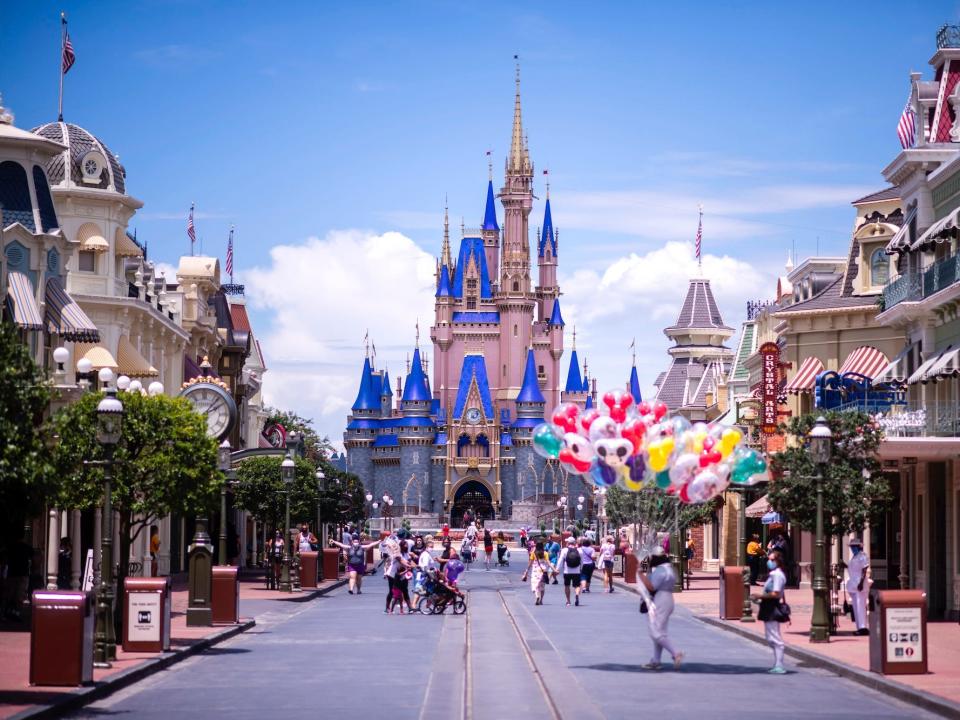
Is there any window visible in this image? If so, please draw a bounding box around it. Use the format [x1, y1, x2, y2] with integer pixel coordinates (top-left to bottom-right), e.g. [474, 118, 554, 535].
[870, 248, 889, 285]
[78, 250, 96, 272]
[538, 365, 544, 375]
[503, 364, 506, 378]
[466, 297, 476, 309]
[513, 324, 518, 337]
[467, 279, 477, 291]
[512, 280, 519, 292]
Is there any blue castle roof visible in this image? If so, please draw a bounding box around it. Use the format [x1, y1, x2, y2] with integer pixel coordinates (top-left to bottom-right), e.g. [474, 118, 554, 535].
[516, 349, 545, 404]
[452, 355, 496, 419]
[436, 264, 452, 297]
[381, 369, 392, 396]
[585, 395, 594, 409]
[549, 298, 565, 326]
[629, 366, 642, 404]
[452, 311, 500, 323]
[539, 197, 556, 258]
[402, 348, 431, 402]
[352, 358, 380, 411]
[482, 180, 499, 232]
[452, 237, 492, 299]
[372, 434, 399, 448]
[564, 349, 583, 393]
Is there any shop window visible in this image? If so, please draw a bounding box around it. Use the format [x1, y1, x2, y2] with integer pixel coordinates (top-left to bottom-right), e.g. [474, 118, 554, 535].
[78, 250, 96, 272]
[870, 248, 889, 285]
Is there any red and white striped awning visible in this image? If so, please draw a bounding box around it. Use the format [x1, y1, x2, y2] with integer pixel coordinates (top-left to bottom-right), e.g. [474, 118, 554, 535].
[784, 356, 824, 394]
[838, 346, 890, 380]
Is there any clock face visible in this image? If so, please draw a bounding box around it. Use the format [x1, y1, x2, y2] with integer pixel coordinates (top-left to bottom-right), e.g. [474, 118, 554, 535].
[465, 407, 482, 425]
[181, 383, 237, 440]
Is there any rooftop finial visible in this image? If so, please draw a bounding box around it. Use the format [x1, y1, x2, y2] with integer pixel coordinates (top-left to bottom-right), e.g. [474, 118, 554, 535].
[415, 318, 420, 349]
[572, 325, 577, 350]
[461, 217, 465, 236]
[630, 337, 636, 367]
[508, 54, 528, 173]
[0, 94, 13, 125]
[441, 196, 452, 267]
[364, 329, 370, 359]
[543, 168, 550, 198]
[486, 149, 493, 181]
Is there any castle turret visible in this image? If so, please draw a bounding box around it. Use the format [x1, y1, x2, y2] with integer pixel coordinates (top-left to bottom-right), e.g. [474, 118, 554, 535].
[537, 186, 559, 322]
[560, 331, 588, 408]
[481, 173, 500, 283]
[381, 368, 393, 416]
[513, 348, 546, 437]
[402, 347, 432, 416]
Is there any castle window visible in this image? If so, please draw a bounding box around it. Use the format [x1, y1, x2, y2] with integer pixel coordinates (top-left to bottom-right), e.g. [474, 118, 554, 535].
[538, 365, 544, 375]
[78, 250, 96, 272]
[512, 280, 519, 292]
[870, 248, 889, 286]
[513, 324, 518, 337]
[467, 278, 477, 291]
[503, 364, 506, 377]
[466, 297, 476, 310]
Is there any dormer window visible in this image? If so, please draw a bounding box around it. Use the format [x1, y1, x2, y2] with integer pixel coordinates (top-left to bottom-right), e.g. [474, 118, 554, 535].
[79, 150, 107, 184]
[467, 278, 477, 291]
[870, 248, 889, 285]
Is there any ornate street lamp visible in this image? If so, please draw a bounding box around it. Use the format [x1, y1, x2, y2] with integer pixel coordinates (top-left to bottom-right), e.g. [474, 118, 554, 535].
[808, 416, 833, 643]
[316, 469, 327, 549]
[279, 452, 295, 592]
[218, 440, 231, 564]
[93, 386, 123, 667]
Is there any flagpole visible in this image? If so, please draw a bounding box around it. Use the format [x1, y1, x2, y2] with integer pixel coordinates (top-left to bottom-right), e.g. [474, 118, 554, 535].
[58, 13, 66, 121]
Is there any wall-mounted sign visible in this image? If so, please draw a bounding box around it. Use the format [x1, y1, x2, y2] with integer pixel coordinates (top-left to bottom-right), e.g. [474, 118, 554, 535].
[759, 342, 780, 435]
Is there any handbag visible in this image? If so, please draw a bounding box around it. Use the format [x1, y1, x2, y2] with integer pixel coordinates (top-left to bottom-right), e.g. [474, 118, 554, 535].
[639, 600, 649, 614]
[771, 600, 792, 623]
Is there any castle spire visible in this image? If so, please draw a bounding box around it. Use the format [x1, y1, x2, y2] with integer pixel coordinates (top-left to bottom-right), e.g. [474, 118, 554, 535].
[482, 179, 499, 231]
[516, 347, 545, 404]
[508, 55, 529, 174]
[441, 197, 452, 268]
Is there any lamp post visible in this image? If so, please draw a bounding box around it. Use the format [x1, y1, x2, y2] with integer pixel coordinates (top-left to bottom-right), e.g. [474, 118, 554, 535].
[218, 440, 231, 565]
[316, 469, 327, 549]
[93, 385, 123, 667]
[556, 496, 567, 533]
[808, 416, 833, 643]
[279, 452, 295, 592]
[382, 494, 393, 533]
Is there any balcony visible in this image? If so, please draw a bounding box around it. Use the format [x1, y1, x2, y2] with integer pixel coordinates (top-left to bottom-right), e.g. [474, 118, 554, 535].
[852, 401, 960, 438]
[882, 253, 960, 312]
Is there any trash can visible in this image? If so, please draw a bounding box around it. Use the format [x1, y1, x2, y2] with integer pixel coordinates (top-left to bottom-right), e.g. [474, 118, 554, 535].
[622, 552, 638, 584]
[300, 551, 319, 588]
[720, 566, 746, 620]
[211, 566, 239, 624]
[322, 548, 340, 581]
[30, 590, 94, 686]
[123, 577, 172, 652]
[870, 589, 928, 675]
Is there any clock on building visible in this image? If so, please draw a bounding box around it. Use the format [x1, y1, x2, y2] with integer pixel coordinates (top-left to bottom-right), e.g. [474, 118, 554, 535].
[179, 376, 238, 441]
[465, 407, 482, 425]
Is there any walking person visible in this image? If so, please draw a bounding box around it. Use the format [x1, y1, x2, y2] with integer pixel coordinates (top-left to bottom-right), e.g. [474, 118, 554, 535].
[297, 524, 317, 554]
[579, 538, 596, 593]
[751, 550, 789, 674]
[495, 531, 508, 566]
[483, 527, 494, 570]
[846, 537, 871, 635]
[599, 535, 616, 593]
[268, 530, 285, 590]
[545, 535, 561, 584]
[638, 547, 684, 670]
[747, 534, 762, 585]
[556, 537, 583, 606]
[413, 538, 438, 609]
[390, 540, 415, 614]
[521, 542, 553, 605]
[329, 535, 378, 594]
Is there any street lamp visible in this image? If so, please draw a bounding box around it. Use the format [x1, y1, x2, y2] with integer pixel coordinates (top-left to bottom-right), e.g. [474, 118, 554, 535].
[98, 367, 114, 390]
[218, 440, 231, 565]
[808, 416, 833, 643]
[279, 452, 295, 592]
[93, 386, 123, 667]
[76, 357, 93, 391]
[316, 469, 327, 549]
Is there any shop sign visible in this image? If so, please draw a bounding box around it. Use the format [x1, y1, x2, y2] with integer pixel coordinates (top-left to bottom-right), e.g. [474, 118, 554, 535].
[885, 607, 923, 663]
[759, 342, 780, 435]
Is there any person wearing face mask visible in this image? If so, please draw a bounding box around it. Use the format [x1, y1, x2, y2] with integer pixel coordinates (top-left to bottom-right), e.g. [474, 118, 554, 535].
[751, 550, 789, 674]
[297, 524, 317, 554]
[846, 537, 871, 635]
[330, 534, 378, 594]
[638, 547, 684, 670]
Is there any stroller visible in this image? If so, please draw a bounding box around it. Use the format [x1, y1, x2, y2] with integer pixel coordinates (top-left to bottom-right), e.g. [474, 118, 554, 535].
[418, 569, 466, 615]
[496, 544, 510, 567]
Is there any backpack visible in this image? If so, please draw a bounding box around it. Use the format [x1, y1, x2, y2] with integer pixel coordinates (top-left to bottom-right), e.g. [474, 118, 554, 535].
[566, 547, 581, 568]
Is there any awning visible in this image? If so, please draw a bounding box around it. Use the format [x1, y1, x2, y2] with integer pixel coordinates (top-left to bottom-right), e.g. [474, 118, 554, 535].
[784, 356, 824, 394]
[5, 271, 42, 331]
[911, 207, 960, 252]
[873, 344, 914, 385]
[886, 205, 916, 254]
[45, 277, 99, 342]
[117, 336, 158, 377]
[74, 343, 118, 370]
[745, 494, 772, 518]
[114, 229, 143, 258]
[927, 346, 960, 383]
[838, 346, 890, 380]
[907, 346, 952, 385]
[81, 235, 109, 253]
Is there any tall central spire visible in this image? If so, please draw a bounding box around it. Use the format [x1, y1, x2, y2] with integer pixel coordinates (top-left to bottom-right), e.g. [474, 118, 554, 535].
[508, 56, 530, 174]
[441, 198, 452, 268]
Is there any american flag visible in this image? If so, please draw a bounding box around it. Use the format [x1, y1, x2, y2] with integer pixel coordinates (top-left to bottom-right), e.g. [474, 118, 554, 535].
[187, 203, 196, 250]
[62, 27, 75, 74]
[695, 208, 703, 265]
[897, 96, 916, 149]
[225, 226, 234, 281]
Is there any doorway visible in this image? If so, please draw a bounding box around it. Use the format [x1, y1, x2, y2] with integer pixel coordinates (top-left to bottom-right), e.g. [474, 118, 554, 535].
[451, 480, 494, 528]
[928, 462, 947, 619]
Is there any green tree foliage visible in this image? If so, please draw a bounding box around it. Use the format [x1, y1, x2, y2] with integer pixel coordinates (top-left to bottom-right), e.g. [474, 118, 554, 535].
[265, 408, 334, 461]
[0, 322, 53, 531]
[768, 411, 892, 536]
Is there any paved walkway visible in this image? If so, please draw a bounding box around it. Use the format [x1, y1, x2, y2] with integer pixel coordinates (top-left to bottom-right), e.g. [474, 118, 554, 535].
[0, 570, 343, 719]
[60, 561, 934, 720]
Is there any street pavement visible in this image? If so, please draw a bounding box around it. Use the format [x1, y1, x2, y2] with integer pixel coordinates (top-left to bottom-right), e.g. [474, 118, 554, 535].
[66, 560, 936, 720]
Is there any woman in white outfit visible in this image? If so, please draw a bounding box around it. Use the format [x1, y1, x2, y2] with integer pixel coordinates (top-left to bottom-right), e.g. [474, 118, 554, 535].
[638, 547, 684, 670]
[752, 549, 788, 674]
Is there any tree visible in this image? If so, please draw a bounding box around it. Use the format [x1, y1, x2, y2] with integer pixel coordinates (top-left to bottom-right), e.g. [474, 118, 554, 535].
[0, 322, 53, 534]
[265, 408, 334, 461]
[51, 391, 220, 621]
[768, 411, 892, 536]
[605, 485, 716, 533]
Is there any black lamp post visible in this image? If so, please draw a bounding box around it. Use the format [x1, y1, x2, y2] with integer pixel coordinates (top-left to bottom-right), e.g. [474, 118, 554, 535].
[279, 452, 295, 592]
[94, 385, 123, 667]
[316, 469, 327, 549]
[218, 440, 231, 565]
[808, 416, 833, 643]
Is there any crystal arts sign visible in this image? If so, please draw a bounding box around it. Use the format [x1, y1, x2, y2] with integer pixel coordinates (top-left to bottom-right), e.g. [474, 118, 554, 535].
[760, 342, 779, 435]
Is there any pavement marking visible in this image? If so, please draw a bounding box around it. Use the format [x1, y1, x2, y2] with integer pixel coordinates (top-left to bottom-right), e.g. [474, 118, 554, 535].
[464, 590, 473, 720]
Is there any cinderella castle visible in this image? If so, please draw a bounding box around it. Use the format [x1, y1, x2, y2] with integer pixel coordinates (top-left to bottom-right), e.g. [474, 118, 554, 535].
[343, 66, 647, 527]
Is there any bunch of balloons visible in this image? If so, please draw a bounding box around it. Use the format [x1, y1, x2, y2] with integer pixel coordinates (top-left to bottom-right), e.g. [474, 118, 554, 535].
[531, 390, 769, 504]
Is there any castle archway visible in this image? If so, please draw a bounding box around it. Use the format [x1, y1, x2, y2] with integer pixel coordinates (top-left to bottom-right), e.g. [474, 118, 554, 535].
[451, 479, 494, 527]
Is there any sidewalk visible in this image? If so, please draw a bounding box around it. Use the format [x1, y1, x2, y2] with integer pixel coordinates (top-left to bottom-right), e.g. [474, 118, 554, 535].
[617, 571, 960, 718]
[0, 569, 346, 720]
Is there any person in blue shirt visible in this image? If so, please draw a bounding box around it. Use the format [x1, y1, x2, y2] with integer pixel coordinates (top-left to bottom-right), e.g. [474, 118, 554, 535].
[545, 536, 561, 584]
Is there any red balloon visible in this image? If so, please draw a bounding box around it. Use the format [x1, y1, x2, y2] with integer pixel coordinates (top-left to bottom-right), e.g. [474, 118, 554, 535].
[678, 485, 692, 503]
[559, 447, 591, 473]
[638, 401, 652, 416]
[603, 390, 634, 423]
[621, 417, 647, 455]
[652, 401, 669, 421]
[703, 436, 716, 451]
[699, 449, 722, 467]
[551, 405, 579, 434]
[580, 409, 601, 433]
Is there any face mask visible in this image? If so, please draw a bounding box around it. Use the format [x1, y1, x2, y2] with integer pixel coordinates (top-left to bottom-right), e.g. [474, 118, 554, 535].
[767, 560, 778, 571]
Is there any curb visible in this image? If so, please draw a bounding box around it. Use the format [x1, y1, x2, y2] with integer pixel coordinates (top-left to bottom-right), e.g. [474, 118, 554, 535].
[9, 578, 348, 720]
[613, 580, 960, 720]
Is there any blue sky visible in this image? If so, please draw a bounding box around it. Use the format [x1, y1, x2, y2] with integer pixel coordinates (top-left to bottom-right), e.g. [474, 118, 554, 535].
[2, 1, 957, 442]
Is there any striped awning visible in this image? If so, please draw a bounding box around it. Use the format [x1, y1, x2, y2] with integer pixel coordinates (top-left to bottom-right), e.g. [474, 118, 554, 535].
[745, 494, 772, 518]
[81, 235, 109, 253]
[45, 277, 99, 342]
[927, 346, 960, 383]
[784, 356, 824, 394]
[873, 344, 914, 386]
[117, 336, 158, 377]
[838, 346, 889, 380]
[74, 343, 118, 371]
[115, 229, 143, 258]
[886, 205, 916, 254]
[5, 271, 42, 331]
[907, 346, 952, 385]
[911, 207, 960, 252]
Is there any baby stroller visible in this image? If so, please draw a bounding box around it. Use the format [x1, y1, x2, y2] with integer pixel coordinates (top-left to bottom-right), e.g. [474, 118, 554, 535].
[496, 545, 510, 567]
[418, 570, 466, 615]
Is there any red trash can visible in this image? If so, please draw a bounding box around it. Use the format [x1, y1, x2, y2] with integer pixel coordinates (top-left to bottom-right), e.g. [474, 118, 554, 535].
[211, 566, 239, 624]
[123, 577, 172, 652]
[622, 552, 638, 584]
[30, 590, 94, 686]
[300, 551, 319, 588]
[322, 548, 340, 581]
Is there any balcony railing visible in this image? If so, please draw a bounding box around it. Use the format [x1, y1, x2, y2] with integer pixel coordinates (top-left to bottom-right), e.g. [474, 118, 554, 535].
[859, 401, 960, 438]
[883, 253, 960, 310]
[883, 272, 922, 309]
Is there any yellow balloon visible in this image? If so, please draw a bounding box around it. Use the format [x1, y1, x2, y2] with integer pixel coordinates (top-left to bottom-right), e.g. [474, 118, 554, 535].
[719, 428, 743, 458]
[622, 471, 644, 492]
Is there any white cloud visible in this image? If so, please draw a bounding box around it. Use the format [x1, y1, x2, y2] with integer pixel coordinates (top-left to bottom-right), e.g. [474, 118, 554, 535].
[244, 230, 437, 445]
